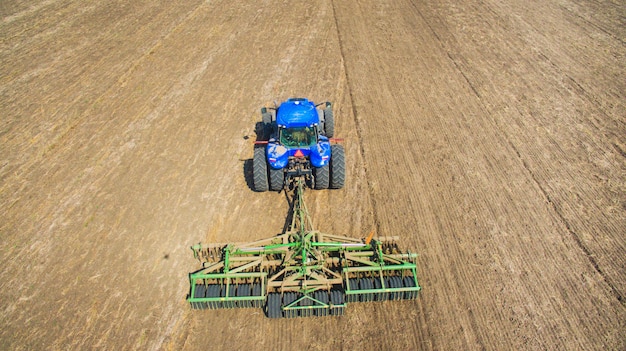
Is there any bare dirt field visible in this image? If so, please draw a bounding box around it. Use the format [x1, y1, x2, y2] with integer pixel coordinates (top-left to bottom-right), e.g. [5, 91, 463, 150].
[1, 0, 624, 350]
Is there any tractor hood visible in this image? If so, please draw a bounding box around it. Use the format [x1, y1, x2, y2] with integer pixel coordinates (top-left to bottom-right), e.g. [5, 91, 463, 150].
[276, 98, 319, 128]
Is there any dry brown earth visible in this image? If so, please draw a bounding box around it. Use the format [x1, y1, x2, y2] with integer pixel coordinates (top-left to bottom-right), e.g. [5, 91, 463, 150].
[1, 0, 624, 350]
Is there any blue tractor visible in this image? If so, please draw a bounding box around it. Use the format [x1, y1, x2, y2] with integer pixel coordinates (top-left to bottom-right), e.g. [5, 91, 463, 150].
[253, 98, 345, 191]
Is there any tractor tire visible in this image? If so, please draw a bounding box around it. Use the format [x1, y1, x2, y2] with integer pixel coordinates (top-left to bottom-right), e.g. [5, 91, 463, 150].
[329, 144, 345, 189]
[324, 106, 334, 138]
[314, 165, 329, 190]
[261, 110, 272, 140]
[268, 166, 284, 191]
[253, 147, 269, 192]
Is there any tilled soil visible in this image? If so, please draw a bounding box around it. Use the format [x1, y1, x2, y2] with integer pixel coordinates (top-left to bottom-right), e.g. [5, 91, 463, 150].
[1, 1, 624, 350]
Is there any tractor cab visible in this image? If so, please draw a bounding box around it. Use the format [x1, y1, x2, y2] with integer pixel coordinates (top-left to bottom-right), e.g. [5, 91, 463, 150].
[280, 126, 317, 147]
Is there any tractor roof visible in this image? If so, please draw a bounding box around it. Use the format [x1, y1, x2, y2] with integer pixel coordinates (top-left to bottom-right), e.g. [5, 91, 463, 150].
[276, 98, 319, 128]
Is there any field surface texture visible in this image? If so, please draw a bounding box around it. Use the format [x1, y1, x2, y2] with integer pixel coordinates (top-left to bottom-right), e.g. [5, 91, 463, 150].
[1, 0, 624, 350]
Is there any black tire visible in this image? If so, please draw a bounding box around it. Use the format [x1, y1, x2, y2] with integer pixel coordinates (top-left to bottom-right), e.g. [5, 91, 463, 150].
[207, 284, 221, 309]
[300, 295, 312, 317]
[261, 110, 272, 140]
[252, 283, 262, 308]
[329, 144, 345, 189]
[192, 284, 207, 309]
[266, 293, 282, 318]
[374, 278, 387, 301]
[391, 277, 403, 300]
[282, 292, 297, 318]
[385, 277, 396, 301]
[224, 284, 236, 308]
[194, 284, 206, 298]
[361, 278, 374, 302]
[253, 147, 269, 192]
[347, 278, 359, 302]
[403, 276, 418, 300]
[237, 283, 251, 308]
[268, 166, 284, 191]
[314, 290, 329, 316]
[289, 292, 298, 318]
[324, 106, 334, 138]
[330, 290, 345, 316]
[314, 165, 329, 190]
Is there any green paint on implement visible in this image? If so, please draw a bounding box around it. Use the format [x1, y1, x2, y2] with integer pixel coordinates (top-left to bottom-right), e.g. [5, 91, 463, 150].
[187, 178, 421, 317]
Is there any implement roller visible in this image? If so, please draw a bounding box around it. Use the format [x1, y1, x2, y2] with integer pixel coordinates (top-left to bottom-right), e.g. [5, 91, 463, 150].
[187, 178, 421, 318]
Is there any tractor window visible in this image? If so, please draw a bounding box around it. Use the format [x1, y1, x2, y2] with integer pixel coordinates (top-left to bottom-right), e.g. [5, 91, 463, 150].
[280, 127, 317, 147]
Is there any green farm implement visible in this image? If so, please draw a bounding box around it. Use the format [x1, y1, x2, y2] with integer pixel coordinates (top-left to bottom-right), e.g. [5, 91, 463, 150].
[187, 178, 420, 318]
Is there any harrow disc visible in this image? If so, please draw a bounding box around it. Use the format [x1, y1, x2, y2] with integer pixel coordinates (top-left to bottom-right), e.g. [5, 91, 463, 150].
[192, 285, 208, 310]
[236, 284, 251, 308]
[186, 177, 420, 317]
[252, 283, 262, 308]
[314, 291, 330, 317]
[283, 292, 298, 319]
[267, 293, 282, 318]
[403, 277, 419, 300]
[330, 290, 345, 316]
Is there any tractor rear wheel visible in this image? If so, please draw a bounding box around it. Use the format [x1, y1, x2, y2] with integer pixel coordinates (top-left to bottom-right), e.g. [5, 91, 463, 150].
[314, 165, 329, 189]
[269, 166, 284, 191]
[329, 144, 345, 189]
[253, 147, 269, 192]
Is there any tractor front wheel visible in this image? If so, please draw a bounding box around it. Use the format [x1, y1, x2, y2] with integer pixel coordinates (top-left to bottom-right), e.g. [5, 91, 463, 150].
[261, 109, 273, 140]
[323, 105, 334, 138]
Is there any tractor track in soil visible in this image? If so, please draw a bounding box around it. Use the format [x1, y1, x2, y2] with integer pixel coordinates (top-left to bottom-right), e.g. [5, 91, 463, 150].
[1, 0, 624, 350]
[330, 0, 381, 237]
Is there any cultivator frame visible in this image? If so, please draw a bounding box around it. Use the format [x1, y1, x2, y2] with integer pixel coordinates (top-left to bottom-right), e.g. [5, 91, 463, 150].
[187, 178, 420, 318]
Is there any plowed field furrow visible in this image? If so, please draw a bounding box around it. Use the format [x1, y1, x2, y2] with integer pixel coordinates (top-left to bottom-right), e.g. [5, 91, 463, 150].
[1, 0, 624, 350]
[0, 0, 205, 208]
[412, 0, 626, 301]
[332, 0, 625, 349]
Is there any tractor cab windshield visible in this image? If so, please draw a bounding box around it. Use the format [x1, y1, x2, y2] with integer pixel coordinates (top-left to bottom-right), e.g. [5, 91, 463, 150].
[280, 126, 317, 147]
